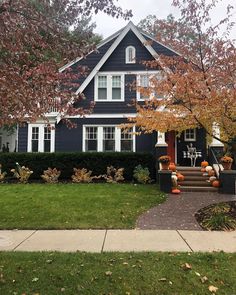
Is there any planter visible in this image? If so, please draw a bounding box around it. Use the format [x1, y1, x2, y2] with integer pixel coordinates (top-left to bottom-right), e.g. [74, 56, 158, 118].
[160, 162, 170, 170]
[221, 162, 232, 170]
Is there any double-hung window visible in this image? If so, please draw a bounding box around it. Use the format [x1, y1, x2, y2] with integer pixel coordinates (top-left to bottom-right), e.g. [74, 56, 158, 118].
[98, 76, 107, 100]
[28, 124, 55, 152]
[85, 127, 98, 152]
[31, 127, 39, 152]
[137, 72, 163, 101]
[121, 128, 133, 152]
[95, 74, 124, 101]
[83, 126, 135, 152]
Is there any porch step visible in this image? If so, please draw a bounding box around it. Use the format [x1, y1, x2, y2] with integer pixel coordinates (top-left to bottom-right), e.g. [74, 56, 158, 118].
[180, 186, 218, 192]
[176, 166, 219, 193]
[179, 180, 212, 187]
[183, 175, 209, 181]
[176, 166, 201, 171]
[178, 171, 203, 177]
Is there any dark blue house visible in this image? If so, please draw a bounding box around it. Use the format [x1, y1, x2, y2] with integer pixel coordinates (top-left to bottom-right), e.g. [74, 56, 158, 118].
[17, 21, 224, 166]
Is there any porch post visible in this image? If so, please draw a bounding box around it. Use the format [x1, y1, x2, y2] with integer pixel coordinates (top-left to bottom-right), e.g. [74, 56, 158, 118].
[209, 123, 224, 148]
[155, 131, 168, 172]
[209, 123, 224, 162]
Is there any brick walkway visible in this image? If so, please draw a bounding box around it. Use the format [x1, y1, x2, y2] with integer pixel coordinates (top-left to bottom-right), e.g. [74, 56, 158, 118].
[136, 192, 236, 230]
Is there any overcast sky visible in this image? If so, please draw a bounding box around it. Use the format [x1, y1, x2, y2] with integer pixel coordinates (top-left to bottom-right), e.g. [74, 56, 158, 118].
[93, 0, 236, 39]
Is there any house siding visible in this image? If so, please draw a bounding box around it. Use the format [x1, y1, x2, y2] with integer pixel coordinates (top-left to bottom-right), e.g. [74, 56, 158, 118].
[55, 118, 154, 153]
[100, 31, 155, 71]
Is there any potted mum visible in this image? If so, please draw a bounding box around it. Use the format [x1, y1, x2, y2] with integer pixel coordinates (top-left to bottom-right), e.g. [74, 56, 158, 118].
[220, 155, 233, 170]
[158, 155, 171, 170]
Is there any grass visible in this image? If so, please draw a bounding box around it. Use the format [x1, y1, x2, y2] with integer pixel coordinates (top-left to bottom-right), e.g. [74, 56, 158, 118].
[0, 252, 236, 294]
[0, 183, 165, 229]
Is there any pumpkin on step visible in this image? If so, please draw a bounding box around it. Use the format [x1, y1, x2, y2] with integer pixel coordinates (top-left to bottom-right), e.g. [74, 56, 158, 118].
[212, 180, 220, 187]
[169, 162, 176, 172]
[177, 173, 185, 181]
[201, 160, 209, 168]
[172, 188, 181, 194]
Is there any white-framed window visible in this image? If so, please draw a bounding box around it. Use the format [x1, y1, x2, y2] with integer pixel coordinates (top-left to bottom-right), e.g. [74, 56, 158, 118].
[83, 125, 135, 152]
[95, 74, 125, 102]
[121, 128, 134, 152]
[85, 127, 98, 152]
[125, 46, 136, 64]
[184, 129, 196, 141]
[28, 124, 55, 152]
[137, 72, 163, 101]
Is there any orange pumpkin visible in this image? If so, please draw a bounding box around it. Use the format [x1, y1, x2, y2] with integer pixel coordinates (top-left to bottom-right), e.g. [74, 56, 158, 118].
[177, 173, 185, 181]
[172, 188, 181, 194]
[212, 180, 220, 187]
[169, 162, 176, 172]
[201, 168, 206, 172]
[201, 160, 209, 168]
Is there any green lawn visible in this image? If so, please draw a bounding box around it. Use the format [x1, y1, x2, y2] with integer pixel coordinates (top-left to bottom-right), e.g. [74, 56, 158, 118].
[0, 252, 236, 294]
[0, 183, 165, 229]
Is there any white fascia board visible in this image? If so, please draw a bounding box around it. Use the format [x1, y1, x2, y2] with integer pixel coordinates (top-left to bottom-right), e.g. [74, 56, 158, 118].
[59, 27, 124, 73]
[141, 31, 182, 57]
[128, 22, 159, 60]
[64, 113, 137, 119]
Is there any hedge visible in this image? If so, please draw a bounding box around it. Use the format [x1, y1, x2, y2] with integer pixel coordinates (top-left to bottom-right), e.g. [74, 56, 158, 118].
[0, 152, 155, 181]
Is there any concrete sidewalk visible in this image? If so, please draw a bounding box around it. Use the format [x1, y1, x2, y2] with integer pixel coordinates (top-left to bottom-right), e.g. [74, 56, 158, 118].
[0, 230, 236, 253]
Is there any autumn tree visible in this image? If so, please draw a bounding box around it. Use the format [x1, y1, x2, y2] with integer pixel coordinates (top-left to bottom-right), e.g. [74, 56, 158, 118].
[130, 0, 236, 149]
[138, 14, 199, 53]
[0, 0, 131, 126]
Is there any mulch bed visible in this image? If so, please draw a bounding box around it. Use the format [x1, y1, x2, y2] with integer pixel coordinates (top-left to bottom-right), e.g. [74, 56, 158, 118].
[195, 201, 236, 231]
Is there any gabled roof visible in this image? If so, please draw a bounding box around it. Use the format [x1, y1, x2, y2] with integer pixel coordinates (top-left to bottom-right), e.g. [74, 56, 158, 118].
[59, 21, 179, 95]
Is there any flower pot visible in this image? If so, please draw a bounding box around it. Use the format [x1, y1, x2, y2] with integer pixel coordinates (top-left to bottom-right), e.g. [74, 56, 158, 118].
[161, 162, 170, 170]
[221, 162, 232, 170]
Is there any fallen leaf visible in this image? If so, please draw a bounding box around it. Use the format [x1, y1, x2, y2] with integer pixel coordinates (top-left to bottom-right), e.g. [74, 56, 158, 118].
[201, 276, 208, 283]
[195, 272, 201, 277]
[123, 262, 129, 265]
[105, 271, 112, 276]
[182, 263, 192, 270]
[158, 278, 167, 282]
[208, 285, 218, 293]
[32, 277, 39, 282]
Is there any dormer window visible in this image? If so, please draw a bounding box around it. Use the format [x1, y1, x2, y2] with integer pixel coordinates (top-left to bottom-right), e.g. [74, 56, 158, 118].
[126, 46, 136, 64]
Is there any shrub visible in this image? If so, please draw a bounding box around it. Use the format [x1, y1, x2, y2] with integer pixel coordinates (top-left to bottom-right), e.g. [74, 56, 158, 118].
[41, 168, 61, 183]
[133, 165, 151, 184]
[11, 162, 33, 183]
[0, 152, 154, 181]
[0, 164, 7, 182]
[71, 168, 99, 183]
[103, 166, 124, 183]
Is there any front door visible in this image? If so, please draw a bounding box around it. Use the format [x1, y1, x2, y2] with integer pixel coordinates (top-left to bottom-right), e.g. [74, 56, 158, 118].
[166, 131, 176, 163]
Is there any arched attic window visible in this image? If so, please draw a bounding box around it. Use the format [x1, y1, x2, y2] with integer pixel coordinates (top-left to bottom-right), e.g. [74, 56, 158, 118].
[125, 46, 136, 64]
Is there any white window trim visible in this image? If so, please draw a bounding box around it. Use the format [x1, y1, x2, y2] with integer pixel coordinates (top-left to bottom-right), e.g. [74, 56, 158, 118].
[94, 73, 125, 102]
[184, 129, 196, 142]
[82, 125, 136, 152]
[28, 124, 55, 152]
[125, 46, 136, 64]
